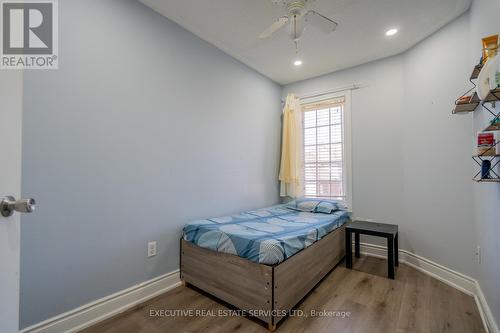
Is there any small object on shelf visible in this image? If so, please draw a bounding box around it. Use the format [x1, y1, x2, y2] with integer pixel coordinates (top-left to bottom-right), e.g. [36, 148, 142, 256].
[477, 132, 497, 156]
[482, 35, 499, 64]
[478, 132, 494, 146]
[457, 95, 472, 104]
[481, 160, 492, 179]
[453, 92, 480, 113]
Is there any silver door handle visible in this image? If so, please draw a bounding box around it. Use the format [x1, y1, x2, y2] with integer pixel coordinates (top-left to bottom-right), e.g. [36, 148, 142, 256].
[1, 196, 36, 217]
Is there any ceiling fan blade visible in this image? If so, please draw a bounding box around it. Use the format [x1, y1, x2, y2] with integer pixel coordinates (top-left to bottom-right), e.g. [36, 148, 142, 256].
[259, 16, 289, 39]
[304, 10, 338, 34]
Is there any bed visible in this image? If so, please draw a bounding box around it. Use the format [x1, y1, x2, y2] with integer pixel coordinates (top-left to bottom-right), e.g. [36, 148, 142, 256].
[180, 200, 350, 331]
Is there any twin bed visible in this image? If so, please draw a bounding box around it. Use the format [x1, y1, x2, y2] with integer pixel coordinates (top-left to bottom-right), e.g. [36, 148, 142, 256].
[180, 200, 350, 331]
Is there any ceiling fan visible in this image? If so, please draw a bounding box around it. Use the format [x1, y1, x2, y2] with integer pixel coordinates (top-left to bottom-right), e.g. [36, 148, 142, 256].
[259, 0, 338, 41]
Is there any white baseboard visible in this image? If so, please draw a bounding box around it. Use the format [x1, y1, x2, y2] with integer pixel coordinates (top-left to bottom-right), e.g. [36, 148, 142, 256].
[358, 242, 476, 295]
[359, 242, 498, 333]
[20, 270, 181, 333]
[475, 282, 500, 333]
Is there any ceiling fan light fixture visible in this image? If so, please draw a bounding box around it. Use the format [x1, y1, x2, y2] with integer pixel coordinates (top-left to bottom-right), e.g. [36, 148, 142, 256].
[258, 0, 338, 42]
[385, 28, 398, 36]
[294, 59, 303, 66]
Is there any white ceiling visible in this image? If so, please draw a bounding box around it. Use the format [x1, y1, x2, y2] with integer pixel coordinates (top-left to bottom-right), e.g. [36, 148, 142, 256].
[139, 0, 471, 85]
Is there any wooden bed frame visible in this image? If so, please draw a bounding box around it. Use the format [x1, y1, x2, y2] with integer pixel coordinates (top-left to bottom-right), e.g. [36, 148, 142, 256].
[180, 225, 346, 331]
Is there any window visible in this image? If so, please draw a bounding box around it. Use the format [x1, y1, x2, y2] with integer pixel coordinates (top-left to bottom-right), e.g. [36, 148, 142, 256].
[302, 95, 351, 206]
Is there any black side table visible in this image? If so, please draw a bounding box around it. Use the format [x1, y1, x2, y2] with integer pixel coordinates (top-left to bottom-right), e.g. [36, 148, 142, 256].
[345, 220, 399, 279]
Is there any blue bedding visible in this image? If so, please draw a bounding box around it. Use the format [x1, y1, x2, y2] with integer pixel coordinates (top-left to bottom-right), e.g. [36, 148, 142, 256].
[182, 205, 350, 265]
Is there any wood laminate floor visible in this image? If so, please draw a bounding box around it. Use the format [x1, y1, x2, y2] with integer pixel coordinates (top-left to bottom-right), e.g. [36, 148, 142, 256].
[81, 256, 485, 333]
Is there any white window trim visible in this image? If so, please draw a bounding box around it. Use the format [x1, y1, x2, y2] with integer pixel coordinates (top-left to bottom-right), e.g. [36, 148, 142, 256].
[300, 90, 353, 210]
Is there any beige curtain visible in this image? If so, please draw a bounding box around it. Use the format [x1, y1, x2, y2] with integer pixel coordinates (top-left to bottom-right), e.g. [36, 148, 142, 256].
[279, 93, 304, 198]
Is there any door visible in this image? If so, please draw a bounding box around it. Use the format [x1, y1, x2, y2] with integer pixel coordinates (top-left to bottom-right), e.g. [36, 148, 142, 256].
[0, 71, 23, 332]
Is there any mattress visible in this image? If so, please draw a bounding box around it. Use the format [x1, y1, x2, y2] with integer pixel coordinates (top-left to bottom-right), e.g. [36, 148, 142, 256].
[182, 205, 350, 265]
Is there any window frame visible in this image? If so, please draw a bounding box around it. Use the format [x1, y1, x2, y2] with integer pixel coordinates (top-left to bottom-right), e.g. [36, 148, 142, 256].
[300, 90, 353, 210]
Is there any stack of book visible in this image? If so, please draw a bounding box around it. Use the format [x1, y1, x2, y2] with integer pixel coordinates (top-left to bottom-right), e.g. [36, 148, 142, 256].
[457, 95, 472, 105]
[477, 132, 499, 156]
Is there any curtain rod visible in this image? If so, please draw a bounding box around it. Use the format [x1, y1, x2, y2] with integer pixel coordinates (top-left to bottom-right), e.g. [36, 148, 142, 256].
[281, 84, 362, 105]
[298, 84, 361, 99]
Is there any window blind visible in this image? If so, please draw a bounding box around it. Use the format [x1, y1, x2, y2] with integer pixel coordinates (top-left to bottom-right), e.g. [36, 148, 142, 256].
[302, 97, 346, 200]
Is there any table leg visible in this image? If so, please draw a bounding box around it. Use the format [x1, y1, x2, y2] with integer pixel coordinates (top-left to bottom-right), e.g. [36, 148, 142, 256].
[355, 232, 360, 258]
[395, 233, 399, 267]
[387, 235, 395, 279]
[345, 230, 352, 269]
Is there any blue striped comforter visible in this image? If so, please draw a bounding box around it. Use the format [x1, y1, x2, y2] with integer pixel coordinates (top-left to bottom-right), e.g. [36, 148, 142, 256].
[182, 205, 350, 265]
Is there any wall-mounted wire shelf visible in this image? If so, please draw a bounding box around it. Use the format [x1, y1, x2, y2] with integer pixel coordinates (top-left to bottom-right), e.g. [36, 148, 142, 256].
[453, 93, 480, 113]
[452, 65, 483, 114]
[453, 64, 500, 183]
[473, 178, 500, 183]
[472, 141, 500, 182]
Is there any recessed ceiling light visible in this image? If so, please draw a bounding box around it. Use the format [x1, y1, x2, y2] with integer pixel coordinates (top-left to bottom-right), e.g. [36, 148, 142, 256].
[385, 28, 398, 36]
[294, 60, 303, 66]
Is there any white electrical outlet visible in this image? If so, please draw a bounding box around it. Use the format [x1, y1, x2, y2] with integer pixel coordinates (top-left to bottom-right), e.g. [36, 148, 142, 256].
[148, 241, 157, 257]
[475, 245, 481, 264]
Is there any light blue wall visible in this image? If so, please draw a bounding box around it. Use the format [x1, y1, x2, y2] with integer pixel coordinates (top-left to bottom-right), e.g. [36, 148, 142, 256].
[400, 13, 476, 279]
[20, 0, 281, 328]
